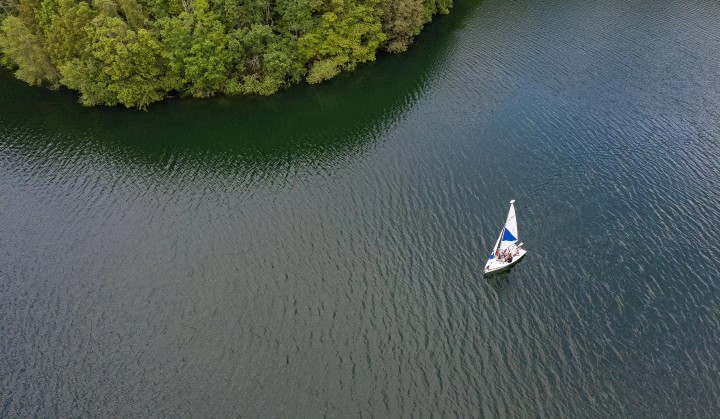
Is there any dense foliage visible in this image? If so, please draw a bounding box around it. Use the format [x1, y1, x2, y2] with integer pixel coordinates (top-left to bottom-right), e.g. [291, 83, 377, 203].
[0, 0, 451, 108]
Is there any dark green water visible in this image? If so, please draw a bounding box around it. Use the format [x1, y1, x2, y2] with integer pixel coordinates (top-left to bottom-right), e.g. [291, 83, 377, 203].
[2, 0, 720, 416]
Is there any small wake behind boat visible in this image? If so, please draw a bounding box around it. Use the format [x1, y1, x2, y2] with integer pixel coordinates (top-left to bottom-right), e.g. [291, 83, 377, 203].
[484, 200, 527, 276]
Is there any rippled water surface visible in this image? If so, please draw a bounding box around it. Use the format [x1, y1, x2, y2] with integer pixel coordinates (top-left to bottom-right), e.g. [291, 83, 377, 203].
[2, 0, 720, 416]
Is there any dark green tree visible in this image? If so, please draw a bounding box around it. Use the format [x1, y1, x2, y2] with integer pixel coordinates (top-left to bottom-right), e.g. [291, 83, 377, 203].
[380, 0, 423, 53]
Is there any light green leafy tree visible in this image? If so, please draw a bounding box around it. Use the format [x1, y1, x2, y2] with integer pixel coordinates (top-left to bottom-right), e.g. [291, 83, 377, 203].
[0, 15, 59, 85]
[298, 0, 386, 84]
[42, 0, 95, 67]
[61, 14, 169, 108]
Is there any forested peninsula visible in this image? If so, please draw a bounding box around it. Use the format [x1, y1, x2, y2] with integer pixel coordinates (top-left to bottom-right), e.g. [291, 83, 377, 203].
[0, 0, 452, 108]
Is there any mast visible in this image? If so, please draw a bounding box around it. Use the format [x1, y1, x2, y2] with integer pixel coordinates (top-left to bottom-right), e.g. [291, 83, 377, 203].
[490, 227, 503, 259]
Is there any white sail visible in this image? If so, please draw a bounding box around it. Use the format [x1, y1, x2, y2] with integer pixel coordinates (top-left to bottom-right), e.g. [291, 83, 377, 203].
[498, 200, 518, 250]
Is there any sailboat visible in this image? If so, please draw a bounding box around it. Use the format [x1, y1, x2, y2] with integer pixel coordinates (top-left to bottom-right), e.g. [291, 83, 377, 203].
[484, 200, 527, 276]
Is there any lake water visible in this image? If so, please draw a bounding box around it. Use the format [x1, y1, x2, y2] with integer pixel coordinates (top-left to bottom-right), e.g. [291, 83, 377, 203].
[1, 0, 719, 416]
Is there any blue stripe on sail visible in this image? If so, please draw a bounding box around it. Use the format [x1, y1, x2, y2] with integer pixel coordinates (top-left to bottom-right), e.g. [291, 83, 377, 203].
[502, 228, 517, 242]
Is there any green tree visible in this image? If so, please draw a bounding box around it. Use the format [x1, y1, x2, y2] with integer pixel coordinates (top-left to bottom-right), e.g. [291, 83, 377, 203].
[17, 0, 44, 33]
[422, 0, 452, 22]
[60, 56, 119, 106]
[225, 24, 303, 95]
[214, 0, 273, 29]
[158, 11, 194, 89]
[379, 0, 423, 53]
[42, 0, 95, 67]
[138, 0, 170, 19]
[0, 15, 58, 85]
[274, 0, 316, 36]
[61, 14, 168, 108]
[298, 0, 385, 84]
[183, 0, 231, 97]
[116, 0, 147, 29]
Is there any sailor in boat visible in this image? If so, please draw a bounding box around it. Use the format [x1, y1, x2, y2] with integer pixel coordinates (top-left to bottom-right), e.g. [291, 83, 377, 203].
[499, 245, 519, 263]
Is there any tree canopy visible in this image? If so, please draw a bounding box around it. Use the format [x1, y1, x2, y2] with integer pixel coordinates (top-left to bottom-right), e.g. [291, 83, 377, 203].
[0, 0, 452, 108]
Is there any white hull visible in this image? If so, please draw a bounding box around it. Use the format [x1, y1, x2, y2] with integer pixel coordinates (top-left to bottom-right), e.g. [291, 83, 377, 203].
[483, 248, 527, 276]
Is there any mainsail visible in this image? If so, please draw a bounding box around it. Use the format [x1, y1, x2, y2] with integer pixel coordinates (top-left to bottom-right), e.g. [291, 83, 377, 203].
[489, 200, 519, 259]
